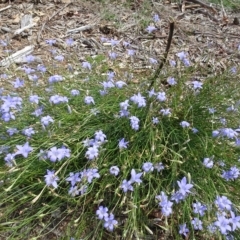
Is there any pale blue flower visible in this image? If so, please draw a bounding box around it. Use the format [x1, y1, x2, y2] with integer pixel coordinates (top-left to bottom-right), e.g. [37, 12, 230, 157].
[192, 81, 203, 90]
[215, 196, 232, 211]
[156, 192, 173, 217]
[41, 115, 54, 126]
[44, 169, 59, 188]
[109, 166, 120, 176]
[13, 78, 24, 88]
[230, 211, 240, 231]
[47, 146, 70, 162]
[203, 157, 214, 168]
[15, 142, 33, 158]
[70, 89, 80, 96]
[130, 116, 140, 130]
[121, 179, 133, 192]
[84, 168, 100, 183]
[84, 96, 95, 105]
[96, 206, 109, 220]
[214, 215, 231, 235]
[82, 61, 91, 70]
[25, 55, 35, 63]
[85, 146, 99, 160]
[22, 127, 35, 137]
[118, 138, 129, 149]
[154, 162, 164, 172]
[169, 59, 176, 67]
[66, 172, 81, 186]
[152, 117, 159, 124]
[142, 162, 154, 172]
[180, 121, 190, 128]
[68, 186, 80, 197]
[177, 176, 193, 196]
[94, 130, 107, 143]
[29, 95, 40, 104]
[146, 26, 157, 33]
[54, 55, 64, 62]
[108, 52, 117, 60]
[130, 169, 143, 184]
[191, 218, 203, 230]
[7, 128, 18, 136]
[160, 108, 171, 116]
[115, 81, 127, 88]
[176, 51, 187, 60]
[148, 88, 156, 97]
[167, 77, 177, 86]
[66, 38, 74, 46]
[103, 213, 118, 231]
[120, 100, 129, 110]
[4, 153, 15, 167]
[192, 202, 207, 216]
[149, 57, 158, 64]
[130, 93, 146, 107]
[179, 223, 189, 237]
[208, 107, 216, 114]
[127, 49, 135, 56]
[156, 92, 166, 102]
[49, 95, 68, 104]
[109, 39, 120, 46]
[153, 14, 160, 22]
[48, 75, 63, 84]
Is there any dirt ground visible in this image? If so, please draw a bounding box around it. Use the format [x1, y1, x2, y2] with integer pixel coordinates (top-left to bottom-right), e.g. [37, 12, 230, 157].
[0, 0, 240, 76]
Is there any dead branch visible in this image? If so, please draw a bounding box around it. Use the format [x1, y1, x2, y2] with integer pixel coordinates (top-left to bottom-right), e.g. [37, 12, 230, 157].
[148, 21, 175, 90]
[0, 5, 11, 12]
[13, 23, 37, 37]
[66, 24, 94, 34]
[0, 45, 34, 67]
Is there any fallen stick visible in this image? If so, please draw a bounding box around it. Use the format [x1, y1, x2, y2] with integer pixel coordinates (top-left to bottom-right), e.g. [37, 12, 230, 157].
[13, 23, 36, 37]
[0, 5, 11, 12]
[66, 24, 94, 34]
[0, 45, 34, 67]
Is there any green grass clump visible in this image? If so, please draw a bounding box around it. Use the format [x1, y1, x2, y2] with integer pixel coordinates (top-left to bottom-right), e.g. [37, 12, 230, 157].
[1, 28, 240, 240]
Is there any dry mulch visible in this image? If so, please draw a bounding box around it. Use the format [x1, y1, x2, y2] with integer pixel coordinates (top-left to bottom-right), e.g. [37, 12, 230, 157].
[0, 0, 240, 77]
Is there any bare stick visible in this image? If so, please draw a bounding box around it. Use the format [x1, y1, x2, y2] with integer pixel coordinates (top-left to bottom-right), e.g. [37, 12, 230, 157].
[66, 24, 94, 34]
[0, 45, 34, 67]
[0, 5, 11, 12]
[13, 23, 37, 37]
[148, 21, 174, 90]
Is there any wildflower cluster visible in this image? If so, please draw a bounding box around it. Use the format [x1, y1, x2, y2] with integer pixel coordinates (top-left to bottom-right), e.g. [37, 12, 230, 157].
[1, 11, 240, 240]
[83, 130, 107, 160]
[96, 206, 118, 232]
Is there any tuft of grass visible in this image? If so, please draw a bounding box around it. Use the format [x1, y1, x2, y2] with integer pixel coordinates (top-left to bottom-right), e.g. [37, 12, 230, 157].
[1, 16, 240, 240]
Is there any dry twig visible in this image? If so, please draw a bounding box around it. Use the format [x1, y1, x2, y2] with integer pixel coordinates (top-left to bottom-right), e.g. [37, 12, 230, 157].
[13, 23, 37, 37]
[0, 4, 11, 12]
[66, 24, 94, 34]
[0, 45, 34, 67]
[148, 21, 175, 90]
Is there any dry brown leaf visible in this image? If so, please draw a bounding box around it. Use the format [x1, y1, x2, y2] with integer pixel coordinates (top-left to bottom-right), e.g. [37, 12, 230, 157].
[12, 14, 22, 24]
